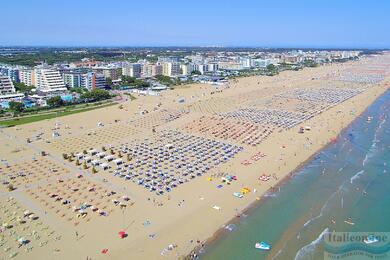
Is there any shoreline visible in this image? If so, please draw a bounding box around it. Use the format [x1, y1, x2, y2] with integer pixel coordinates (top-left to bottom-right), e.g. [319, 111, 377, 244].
[186, 86, 390, 259]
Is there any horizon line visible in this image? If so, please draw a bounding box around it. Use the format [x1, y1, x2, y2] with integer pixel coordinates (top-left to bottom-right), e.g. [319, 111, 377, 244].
[0, 45, 389, 51]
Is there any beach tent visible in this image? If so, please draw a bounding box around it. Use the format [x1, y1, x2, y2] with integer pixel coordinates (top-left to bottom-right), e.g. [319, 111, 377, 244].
[101, 163, 109, 170]
[88, 149, 97, 155]
[104, 155, 114, 162]
[165, 144, 174, 149]
[75, 153, 84, 159]
[84, 156, 92, 163]
[114, 158, 123, 165]
[97, 152, 106, 158]
[91, 160, 100, 166]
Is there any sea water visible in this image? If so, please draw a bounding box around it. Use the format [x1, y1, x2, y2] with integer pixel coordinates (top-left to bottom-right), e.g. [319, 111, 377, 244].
[201, 90, 390, 260]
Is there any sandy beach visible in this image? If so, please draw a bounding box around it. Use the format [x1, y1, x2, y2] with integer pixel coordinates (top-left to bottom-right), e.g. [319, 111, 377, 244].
[1, 53, 390, 260]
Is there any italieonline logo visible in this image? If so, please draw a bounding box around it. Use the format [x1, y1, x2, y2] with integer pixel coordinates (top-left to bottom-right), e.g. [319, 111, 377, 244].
[324, 232, 390, 259]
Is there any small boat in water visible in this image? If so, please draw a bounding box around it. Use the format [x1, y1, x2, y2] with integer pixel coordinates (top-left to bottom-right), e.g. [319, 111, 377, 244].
[344, 218, 355, 225]
[364, 235, 379, 245]
[255, 241, 271, 251]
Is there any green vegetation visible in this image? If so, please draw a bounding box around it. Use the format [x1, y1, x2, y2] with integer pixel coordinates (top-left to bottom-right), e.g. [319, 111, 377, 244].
[80, 89, 111, 101]
[13, 82, 33, 93]
[9, 101, 24, 113]
[0, 51, 125, 67]
[191, 70, 202, 75]
[105, 77, 113, 86]
[46, 96, 65, 108]
[0, 102, 115, 127]
[266, 64, 279, 75]
[121, 75, 150, 88]
[155, 75, 180, 86]
[69, 87, 87, 94]
[302, 59, 318, 67]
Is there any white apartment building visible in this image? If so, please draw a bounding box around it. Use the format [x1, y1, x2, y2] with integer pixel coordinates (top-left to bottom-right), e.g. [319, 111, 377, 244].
[122, 63, 141, 78]
[34, 68, 67, 93]
[162, 62, 181, 77]
[0, 76, 16, 95]
[207, 63, 219, 72]
[241, 57, 253, 68]
[142, 64, 153, 77]
[180, 64, 195, 75]
[253, 59, 272, 68]
[19, 69, 35, 86]
[152, 64, 163, 76]
[196, 64, 208, 75]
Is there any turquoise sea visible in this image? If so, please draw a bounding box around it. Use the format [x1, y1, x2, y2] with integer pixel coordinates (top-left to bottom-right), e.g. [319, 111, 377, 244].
[201, 89, 390, 260]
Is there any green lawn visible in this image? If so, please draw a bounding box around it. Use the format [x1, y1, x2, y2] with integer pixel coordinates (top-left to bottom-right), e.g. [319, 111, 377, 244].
[0, 102, 116, 127]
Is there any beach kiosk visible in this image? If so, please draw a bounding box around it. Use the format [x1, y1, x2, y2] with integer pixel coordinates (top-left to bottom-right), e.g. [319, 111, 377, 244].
[88, 149, 97, 156]
[91, 159, 100, 166]
[104, 155, 114, 162]
[114, 158, 123, 166]
[100, 162, 109, 170]
[97, 152, 106, 159]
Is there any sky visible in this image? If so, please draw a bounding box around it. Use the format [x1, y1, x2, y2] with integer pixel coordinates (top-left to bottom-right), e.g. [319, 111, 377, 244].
[1, 0, 390, 48]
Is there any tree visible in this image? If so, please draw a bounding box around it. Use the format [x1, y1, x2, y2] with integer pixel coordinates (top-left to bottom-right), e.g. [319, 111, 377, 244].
[8, 101, 24, 113]
[266, 64, 277, 71]
[80, 89, 111, 101]
[105, 77, 112, 86]
[266, 64, 279, 75]
[47, 96, 64, 108]
[155, 75, 177, 86]
[13, 82, 33, 93]
[69, 87, 86, 94]
[121, 75, 136, 85]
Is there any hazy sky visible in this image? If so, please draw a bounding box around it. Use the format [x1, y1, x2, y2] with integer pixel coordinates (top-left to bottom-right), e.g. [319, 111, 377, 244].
[1, 0, 389, 48]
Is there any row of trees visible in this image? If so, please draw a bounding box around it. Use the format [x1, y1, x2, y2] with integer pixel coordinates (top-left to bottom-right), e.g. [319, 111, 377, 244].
[80, 89, 111, 101]
[120, 75, 150, 88]
[46, 89, 111, 108]
[155, 75, 181, 86]
[5, 89, 112, 115]
[13, 82, 34, 93]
